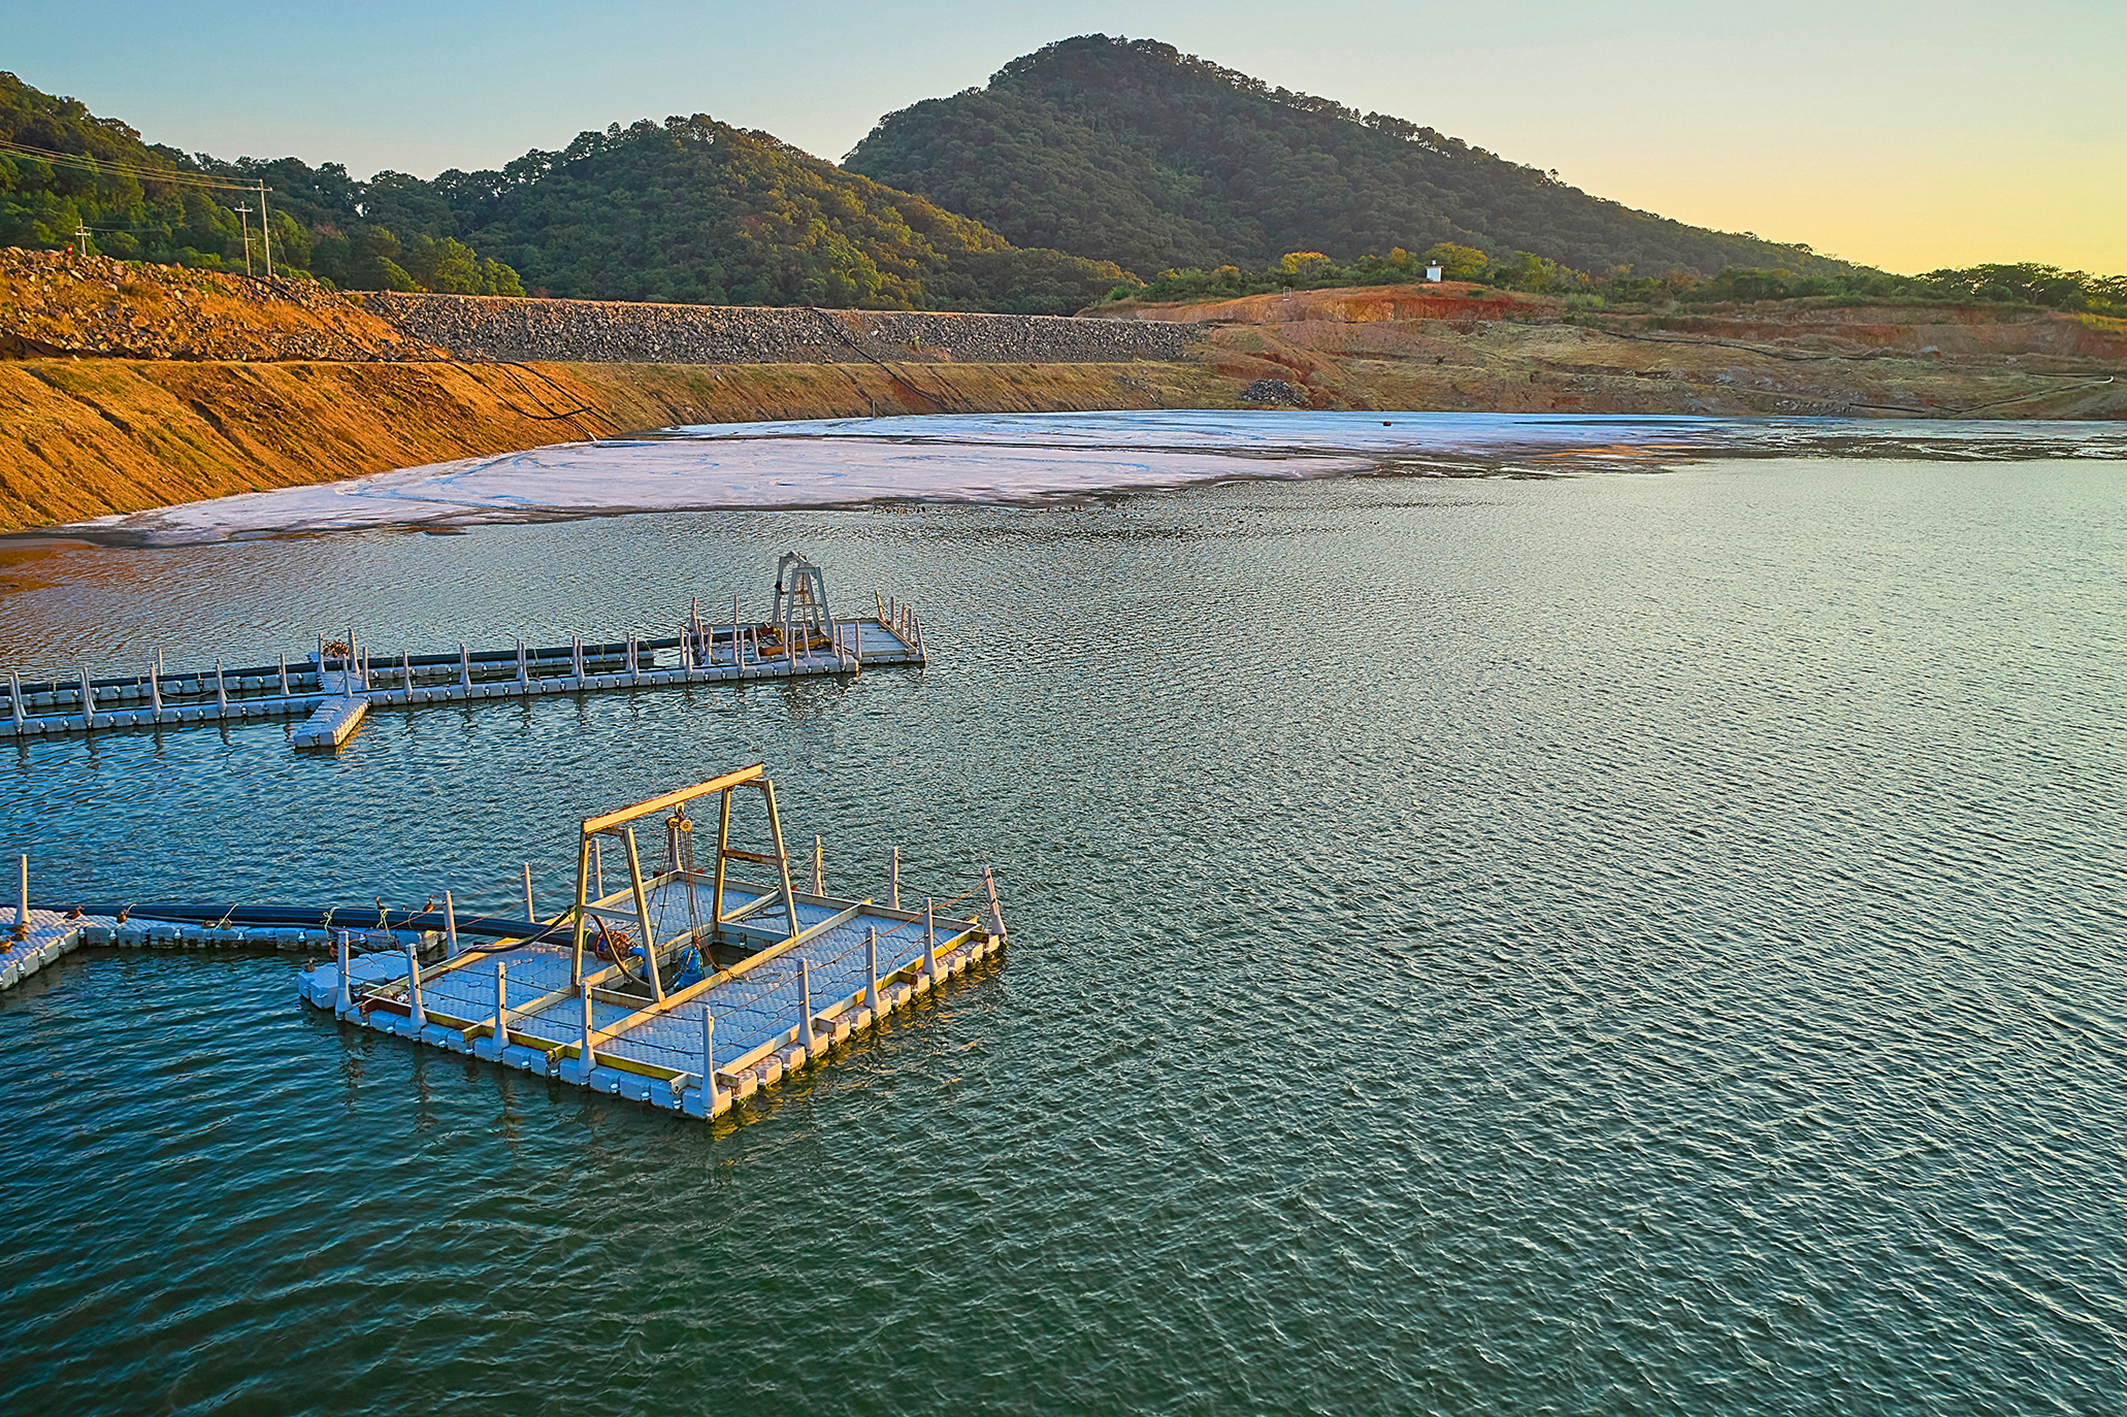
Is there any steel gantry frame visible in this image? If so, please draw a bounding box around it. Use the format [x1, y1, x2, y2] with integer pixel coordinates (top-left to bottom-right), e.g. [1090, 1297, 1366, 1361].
[568, 765, 801, 990]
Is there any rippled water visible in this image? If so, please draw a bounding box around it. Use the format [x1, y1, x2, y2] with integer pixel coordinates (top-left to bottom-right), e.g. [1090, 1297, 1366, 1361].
[3, 452, 2124, 1413]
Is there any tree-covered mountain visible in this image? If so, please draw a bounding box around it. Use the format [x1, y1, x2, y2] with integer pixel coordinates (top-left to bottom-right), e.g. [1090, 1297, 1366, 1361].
[366, 116, 1129, 311]
[1, 72, 1127, 313]
[846, 35, 1853, 283]
[0, 71, 522, 294]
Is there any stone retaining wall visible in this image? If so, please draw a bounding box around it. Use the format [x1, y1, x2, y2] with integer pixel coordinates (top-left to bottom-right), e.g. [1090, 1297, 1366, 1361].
[358, 293, 1200, 365]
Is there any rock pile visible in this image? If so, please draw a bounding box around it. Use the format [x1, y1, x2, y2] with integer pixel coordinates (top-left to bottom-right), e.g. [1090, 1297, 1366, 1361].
[0, 249, 436, 362]
[356, 294, 1201, 365]
[1240, 378, 1307, 405]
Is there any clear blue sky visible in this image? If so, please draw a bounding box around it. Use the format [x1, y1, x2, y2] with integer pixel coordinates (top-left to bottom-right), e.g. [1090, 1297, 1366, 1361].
[8, 0, 2121, 272]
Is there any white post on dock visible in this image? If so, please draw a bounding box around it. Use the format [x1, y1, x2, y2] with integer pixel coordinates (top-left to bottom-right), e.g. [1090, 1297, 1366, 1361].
[334, 929, 353, 1012]
[11, 854, 27, 942]
[406, 935, 427, 1031]
[797, 957, 814, 1053]
[443, 890, 460, 958]
[522, 863, 535, 922]
[569, 634, 581, 688]
[890, 847, 901, 912]
[214, 659, 227, 715]
[865, 926, 880, 1014]
[492, 959, 510, 1054]
[279, 653, 290, 697]
[923, 896, 938, 983]
[401, 648, 412, 698]
[459, 642, 471, 691]
[984, 866, 1007, 945]
[79, 668, 95, 730]
[811, 835, 824, 895]
[731, 594, 741, 670]
[8, 670, 22, 729]
[691, 597, 705, 668]
[578, 981, 597, 1079]
[147, 663, 162, 719]
[516, 638, 528, 687]
[701, 1007, 721, 1113]
[592, 838, 604, 899]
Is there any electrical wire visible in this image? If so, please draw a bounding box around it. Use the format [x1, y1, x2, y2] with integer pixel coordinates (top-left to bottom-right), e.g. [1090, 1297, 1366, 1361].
[0, 137, 270, 193]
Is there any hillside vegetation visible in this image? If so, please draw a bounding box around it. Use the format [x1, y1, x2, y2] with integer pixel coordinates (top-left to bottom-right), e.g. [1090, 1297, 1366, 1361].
[845, 35, 1857, 283]
[1, 71, 1125, 315]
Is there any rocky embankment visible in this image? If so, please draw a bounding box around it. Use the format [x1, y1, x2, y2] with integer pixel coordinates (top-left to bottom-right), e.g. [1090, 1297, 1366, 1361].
[0, 249, 440, 361]
[0, 251, 1195, 365]
[358, 292, 1198, 364]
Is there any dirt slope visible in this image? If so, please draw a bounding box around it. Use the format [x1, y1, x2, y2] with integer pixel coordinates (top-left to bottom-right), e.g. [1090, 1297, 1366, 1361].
[1106, 283, 2127, 419]
[0, 358, 1235, 531]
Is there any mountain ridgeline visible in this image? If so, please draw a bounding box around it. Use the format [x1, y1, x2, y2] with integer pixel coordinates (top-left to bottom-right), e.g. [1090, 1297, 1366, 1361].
[1, 72, 1125, 314]
[847, 35, 1851, 284]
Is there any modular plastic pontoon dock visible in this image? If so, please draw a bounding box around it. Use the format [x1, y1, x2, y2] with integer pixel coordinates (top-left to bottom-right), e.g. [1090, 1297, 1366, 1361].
[1, 552, 928, 752]
[1, 766, 1005, 1125]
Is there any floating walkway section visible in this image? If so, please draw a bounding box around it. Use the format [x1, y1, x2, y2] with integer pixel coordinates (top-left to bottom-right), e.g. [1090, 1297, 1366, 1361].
[2, 552, 928, 752]
[2, 766, 1006, 1126]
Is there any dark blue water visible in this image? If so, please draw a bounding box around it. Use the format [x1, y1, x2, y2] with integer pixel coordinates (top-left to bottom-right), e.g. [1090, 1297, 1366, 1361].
[3, 455, 2123, 1413]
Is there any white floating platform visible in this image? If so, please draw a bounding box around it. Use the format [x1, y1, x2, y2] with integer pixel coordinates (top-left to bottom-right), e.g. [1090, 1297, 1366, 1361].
[297, 875, 1002, 1120]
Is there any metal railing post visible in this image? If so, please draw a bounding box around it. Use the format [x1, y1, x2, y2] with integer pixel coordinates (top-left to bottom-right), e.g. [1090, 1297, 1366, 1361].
[336, 929, 353, 1012]
[522, 863, 535, 921]
[865, 926, 880, 1014]
[984, 866, 1008, 946]
[444, 890, 460, 958]
[79, 668, 95, 730]
[923, 896, 938, 983]
[702, 1007, 721, 1114]
[11, 854, 27, 942]
[406, 935, 426, 1031]
[578, 981, 597, 1079]
[797, 958, 814, 1053]
[492, 959, 509, 1054]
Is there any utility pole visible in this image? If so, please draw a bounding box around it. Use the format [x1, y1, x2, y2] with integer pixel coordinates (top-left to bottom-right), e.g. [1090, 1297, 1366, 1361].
[255, 181, 274, 279]
[233, 202, 254, 276]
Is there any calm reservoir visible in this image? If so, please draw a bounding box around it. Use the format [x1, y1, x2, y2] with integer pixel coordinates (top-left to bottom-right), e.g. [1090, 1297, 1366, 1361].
[2, 424, 2122, 1413]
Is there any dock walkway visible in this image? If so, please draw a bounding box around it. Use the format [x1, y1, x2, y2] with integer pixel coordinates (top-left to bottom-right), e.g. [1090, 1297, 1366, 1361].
[4, 597, 928, 751]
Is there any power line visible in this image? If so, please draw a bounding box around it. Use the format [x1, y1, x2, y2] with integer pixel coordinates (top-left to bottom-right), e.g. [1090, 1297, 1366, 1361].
[0, 137, 270, 194]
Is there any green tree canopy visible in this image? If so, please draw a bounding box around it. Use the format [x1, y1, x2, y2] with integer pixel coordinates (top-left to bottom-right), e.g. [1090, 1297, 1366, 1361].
[848, 35, 1856, 285]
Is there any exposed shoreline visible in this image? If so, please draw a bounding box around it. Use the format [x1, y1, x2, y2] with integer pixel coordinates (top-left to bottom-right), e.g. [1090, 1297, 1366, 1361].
[3, 253, 2122, 534]
[39, 411, 2127, 549]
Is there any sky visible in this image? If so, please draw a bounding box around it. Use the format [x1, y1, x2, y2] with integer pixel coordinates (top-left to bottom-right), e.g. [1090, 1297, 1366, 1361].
[6, 0, 2121, 274]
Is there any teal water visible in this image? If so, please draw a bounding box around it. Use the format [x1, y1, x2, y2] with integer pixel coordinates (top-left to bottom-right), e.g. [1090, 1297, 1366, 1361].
[2, 453, 2123, 1413]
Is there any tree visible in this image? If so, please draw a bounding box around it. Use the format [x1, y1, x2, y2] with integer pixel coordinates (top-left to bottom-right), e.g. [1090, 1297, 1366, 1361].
[1424, 242, 1488, 280]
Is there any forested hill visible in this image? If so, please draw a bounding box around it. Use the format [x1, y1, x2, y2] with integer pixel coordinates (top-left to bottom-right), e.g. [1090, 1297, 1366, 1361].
[846, 35, 1852, 282]
[1, 73, 1127, 313]
[376, 117, 1129, 312]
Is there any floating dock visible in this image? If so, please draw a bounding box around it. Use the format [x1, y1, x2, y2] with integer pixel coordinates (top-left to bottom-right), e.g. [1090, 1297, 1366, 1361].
[2, 552, 928, 752]
[2, 766, 1005, 1124]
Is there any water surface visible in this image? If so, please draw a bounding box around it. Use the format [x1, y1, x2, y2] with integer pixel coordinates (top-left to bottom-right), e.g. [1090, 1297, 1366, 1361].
[3, 448, 2123, 1414]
